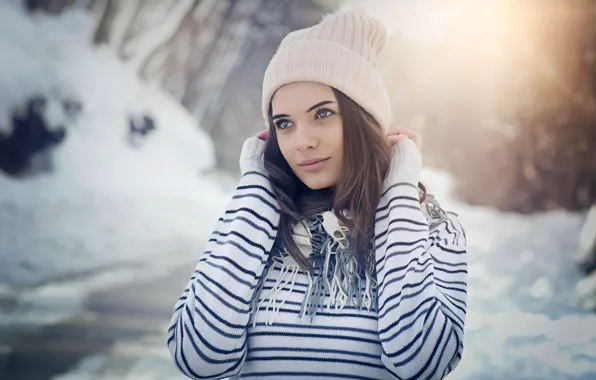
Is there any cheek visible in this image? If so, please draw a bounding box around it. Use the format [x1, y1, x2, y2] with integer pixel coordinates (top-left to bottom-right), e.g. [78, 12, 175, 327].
[334, 125, 345, 173]
[331, 123, 344, 158]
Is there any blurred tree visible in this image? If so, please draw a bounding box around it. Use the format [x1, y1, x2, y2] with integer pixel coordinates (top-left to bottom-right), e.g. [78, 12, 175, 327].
[454, 1, 596, 213]
[386, 0, 596, 213]
[92, 0, 116, 44]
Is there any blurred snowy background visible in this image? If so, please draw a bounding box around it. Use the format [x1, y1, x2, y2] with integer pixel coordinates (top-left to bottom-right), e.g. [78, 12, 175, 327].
[0, 0, 595, 379]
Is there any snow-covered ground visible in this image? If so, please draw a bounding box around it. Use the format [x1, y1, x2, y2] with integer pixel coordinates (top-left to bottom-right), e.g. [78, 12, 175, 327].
[50, 176, 596, 380]
[0, 2, 595, 380]
[0, 1, 231, 328]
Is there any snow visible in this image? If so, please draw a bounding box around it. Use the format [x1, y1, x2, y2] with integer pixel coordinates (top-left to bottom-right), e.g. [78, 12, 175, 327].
[0, 1, 231, 327]
[1, 2, 595, 379]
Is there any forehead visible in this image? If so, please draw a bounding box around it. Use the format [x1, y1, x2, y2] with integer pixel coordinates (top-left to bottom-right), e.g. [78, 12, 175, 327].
[271, 82, 336, 114]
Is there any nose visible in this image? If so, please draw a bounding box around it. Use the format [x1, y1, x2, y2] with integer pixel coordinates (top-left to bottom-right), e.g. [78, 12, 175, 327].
[294, 125, 318, 152]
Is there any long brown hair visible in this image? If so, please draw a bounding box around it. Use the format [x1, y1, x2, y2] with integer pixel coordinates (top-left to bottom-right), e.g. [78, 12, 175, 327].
[263, 88, 426, 272]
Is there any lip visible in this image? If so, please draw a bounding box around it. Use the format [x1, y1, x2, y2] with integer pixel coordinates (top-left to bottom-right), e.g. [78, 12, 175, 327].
[299, 157, 329, 166]
[298, 157, 330, 171]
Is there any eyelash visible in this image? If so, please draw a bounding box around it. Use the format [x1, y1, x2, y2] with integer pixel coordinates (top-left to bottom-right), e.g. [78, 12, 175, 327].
[274, 108, 335, 130]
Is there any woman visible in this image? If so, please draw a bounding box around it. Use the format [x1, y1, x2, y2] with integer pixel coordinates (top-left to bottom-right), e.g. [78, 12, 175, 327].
[168, 9, 467, 380]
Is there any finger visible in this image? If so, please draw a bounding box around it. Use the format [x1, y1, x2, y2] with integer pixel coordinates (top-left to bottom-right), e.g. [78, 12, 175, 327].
[394, 127, 416, 138]
[386, 126, 402, 137]
[387, 134, 408, 146]
[255, 129, 268, 140]
[392, 127, 421, 150]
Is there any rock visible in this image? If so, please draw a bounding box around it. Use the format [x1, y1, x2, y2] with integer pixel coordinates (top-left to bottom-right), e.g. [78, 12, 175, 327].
[127, 114, 156, 149]
[0, 95, 68, 177]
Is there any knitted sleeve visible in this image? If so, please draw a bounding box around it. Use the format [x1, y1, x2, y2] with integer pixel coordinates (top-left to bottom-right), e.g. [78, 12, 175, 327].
[374, 139, 468, 380]
[167, 137, 280, 380]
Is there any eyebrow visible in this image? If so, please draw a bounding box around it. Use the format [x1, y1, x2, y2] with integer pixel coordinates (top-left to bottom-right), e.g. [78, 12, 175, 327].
[271, 100, 336, 120]
[306, 100, 334, 113]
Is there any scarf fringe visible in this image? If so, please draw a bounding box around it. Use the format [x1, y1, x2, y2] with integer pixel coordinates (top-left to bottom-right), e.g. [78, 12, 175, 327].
[251, 212, 377, 326]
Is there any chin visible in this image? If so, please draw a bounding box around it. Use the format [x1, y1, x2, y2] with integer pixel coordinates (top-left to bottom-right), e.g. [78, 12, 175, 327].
[299, 175, 337, 190]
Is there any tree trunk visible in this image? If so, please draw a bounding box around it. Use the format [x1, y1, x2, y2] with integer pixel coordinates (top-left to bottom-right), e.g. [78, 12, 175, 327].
[183, 0, 269, 133]
[132, 0, 200, 77]
[93, 0, 117, 45]
[116, 0, 143, 59]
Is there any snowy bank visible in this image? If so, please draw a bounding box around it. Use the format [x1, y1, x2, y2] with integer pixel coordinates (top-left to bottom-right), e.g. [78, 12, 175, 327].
[0, 2, 231, 326]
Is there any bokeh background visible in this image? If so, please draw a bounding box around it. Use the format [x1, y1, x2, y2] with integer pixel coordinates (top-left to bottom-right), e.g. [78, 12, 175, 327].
[0, 0, 595, 379]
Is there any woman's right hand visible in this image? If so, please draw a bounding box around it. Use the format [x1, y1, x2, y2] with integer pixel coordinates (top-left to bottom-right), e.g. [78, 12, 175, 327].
[239, 136, 267, 175]
[255, 129, 269, 141]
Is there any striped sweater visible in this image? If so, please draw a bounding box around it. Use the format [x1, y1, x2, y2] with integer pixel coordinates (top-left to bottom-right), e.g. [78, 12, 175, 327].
[167, 137, 468, 380]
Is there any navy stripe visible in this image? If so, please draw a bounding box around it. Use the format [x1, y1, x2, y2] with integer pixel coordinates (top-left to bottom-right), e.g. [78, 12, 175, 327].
[194, 293, 246, 330]
[210, 237, 266, 262]
[380, 181, 417, 199]
[200, 271, 252, 305]
[377, 258, 432, 295]
[183, 304, 246, 358]
[203, 260, 254, 288]
[232, 193, 279, 214]
[436, 243, 466, 254]
[201, 251, 260, 279]
[375, 226, 428, 250]
[432, 255, 467, 267]
[196, 278, 250, 314]
[379, 271, 433, 312]
[222, 206, 278, 231]
[375, 243, 422, 268]
[403, 314, 448, 379]
[376, 196, 420, 221]
[237, 184, 276, 200]
[443, 292, 467, 308]
[375, 217, 428, 242]
[245, 355, 384, 369]
[248, 331, 380, 345]
[384, 303, 440, 360]
[378, 296, 433, 336]
[216, 215, 276, 239]
[251, 322, 378, 336]
[241, 372, 379, 379]
[249, 346, 381, 359]
[193, 299, 244, 339]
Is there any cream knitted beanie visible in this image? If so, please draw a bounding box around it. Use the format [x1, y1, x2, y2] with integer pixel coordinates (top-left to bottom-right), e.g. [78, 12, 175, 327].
[261, 9, 392, 132]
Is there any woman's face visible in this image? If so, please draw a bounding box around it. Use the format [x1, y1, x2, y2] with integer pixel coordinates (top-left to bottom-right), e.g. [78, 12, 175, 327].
[271, 82, 344, 190]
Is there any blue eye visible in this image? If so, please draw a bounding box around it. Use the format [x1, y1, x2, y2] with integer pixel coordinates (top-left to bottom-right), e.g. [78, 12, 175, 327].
[316, 108, 334, 119]
[274, 119, 293, 130]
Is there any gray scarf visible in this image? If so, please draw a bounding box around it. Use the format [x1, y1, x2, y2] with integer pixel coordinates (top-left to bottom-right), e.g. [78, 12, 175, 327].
[252, 210, 376, 325]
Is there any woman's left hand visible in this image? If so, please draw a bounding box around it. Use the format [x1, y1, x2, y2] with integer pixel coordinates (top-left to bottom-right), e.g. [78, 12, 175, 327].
[384, 126, 422, 185]
[386, 126, 422, 151]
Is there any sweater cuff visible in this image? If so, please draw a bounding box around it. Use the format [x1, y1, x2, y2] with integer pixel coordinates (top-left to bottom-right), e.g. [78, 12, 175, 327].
[384, 138, 422, 188]
[239, 137, 267, 175]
